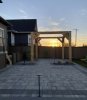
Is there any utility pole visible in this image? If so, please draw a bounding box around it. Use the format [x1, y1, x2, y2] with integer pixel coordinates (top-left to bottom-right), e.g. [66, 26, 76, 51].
[73, 29, 79, 47]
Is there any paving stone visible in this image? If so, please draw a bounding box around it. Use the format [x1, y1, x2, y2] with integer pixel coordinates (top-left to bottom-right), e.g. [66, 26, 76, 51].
[0, 59, 87, 98]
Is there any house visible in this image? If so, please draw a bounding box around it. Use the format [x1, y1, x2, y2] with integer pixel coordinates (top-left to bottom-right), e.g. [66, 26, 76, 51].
[0, 16, 38, 66]
[0, 16, 11, 68]
[7, 19, 38, 62]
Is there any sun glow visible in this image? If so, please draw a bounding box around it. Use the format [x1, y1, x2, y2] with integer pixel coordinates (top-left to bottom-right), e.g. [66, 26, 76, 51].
[40, 39, 61, 47]
[50, 40, 58, 47]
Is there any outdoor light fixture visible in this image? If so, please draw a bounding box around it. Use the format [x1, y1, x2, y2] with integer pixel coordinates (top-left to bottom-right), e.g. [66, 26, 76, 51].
[0, 0, 3, 3]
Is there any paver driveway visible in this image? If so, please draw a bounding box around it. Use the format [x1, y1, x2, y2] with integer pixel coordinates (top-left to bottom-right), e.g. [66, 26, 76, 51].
[0, 59, 87, 99]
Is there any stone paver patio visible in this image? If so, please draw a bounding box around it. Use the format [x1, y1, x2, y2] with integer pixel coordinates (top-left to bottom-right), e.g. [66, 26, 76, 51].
[0, 59, 87, 99]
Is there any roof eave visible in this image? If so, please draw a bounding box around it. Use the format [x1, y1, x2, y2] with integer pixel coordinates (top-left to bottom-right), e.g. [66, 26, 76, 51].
[0, 16, 11, 26]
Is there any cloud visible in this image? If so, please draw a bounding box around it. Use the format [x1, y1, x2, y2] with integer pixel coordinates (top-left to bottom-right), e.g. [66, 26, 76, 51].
[80, 9, 87, 16]
[48, 18, 60, 26]
[38, 17, 66, 31]
[48, 17, 66, 27]
[38, 26, 62, 31]
[50, 22, 59, 26]
[48, 16, 52, 20]
[19, 9, 26, 14]
[38, 27, 50, 31]
[19, 9, 28, 18]
[60, 18, 65, 21]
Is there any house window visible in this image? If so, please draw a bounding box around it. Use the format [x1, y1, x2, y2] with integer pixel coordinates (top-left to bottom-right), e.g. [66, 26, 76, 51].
[28, 35, 31, 46]
[11, 33, 15, 46]
[28, 34, 35, 46]
[0, 28, 5, 52]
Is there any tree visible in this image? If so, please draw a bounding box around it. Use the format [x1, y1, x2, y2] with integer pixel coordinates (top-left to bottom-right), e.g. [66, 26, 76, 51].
[64, 43, 75, 47]
[0, 0, 3, 3]
[83, 44, 87, 47]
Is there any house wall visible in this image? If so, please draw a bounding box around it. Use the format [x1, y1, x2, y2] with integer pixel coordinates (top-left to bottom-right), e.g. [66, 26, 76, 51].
[8, 33, 33, 46]
[0, 23, 8, 51]
[15, 34, 28, 46]
[8, 33, 37, 47]
[0, 23, 7, 68]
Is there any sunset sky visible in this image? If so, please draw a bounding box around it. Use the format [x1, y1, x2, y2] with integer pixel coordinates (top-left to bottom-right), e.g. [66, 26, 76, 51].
[0, 0, 87, 46]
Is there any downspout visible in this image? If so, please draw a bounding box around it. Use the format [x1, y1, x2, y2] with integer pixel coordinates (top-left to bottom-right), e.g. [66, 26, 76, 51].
[5, 51, 12, 65]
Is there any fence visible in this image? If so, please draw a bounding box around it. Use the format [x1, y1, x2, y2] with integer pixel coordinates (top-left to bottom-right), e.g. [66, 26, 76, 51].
[8, 46, 87, 62]
[38, 46, 87, 59]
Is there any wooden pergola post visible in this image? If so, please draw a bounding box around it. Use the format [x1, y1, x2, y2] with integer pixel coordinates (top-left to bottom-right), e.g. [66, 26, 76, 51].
[69, 32, 72, 62]
[62, 37, 64, 60]
[30, 33, 34, 63]
[35, 39, 38, 60]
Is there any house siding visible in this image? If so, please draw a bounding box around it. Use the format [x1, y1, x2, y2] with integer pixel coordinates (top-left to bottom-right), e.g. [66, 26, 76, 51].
[0, 23, 8, 51]
[0, 22, 7, 69]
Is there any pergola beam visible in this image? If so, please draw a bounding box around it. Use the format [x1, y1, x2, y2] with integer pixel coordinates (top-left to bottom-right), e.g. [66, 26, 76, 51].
[57, 37, 63, 43]
[34, 31, 71, 34]
[39, 37, 63, 39]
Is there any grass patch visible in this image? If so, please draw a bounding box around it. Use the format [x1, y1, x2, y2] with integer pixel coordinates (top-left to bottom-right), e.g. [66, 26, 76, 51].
[73, 59, 87, 68]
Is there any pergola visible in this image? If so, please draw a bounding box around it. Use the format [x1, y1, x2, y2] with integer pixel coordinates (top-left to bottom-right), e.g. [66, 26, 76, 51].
[30, 31, 72, 63]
